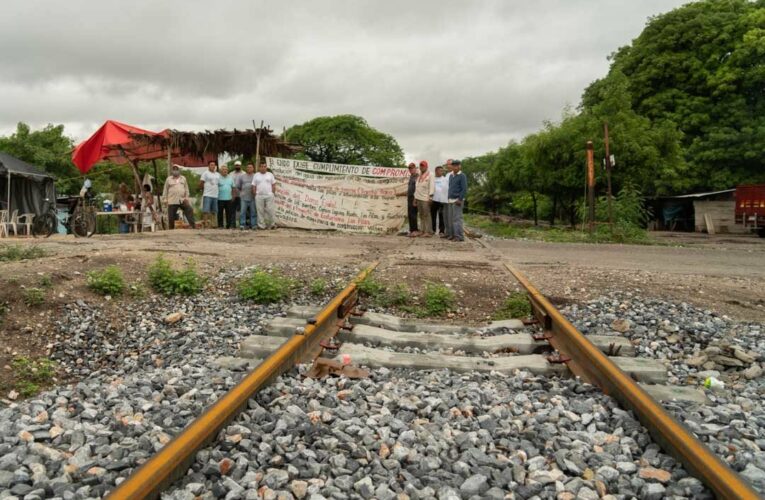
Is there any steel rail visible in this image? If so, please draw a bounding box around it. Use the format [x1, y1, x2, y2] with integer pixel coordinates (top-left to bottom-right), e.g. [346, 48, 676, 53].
[107, 262, 379, 500]
[505, 262, 760, 500]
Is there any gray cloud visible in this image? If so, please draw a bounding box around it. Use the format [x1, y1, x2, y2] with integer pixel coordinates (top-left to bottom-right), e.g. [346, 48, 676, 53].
[0, 0, 687, 163]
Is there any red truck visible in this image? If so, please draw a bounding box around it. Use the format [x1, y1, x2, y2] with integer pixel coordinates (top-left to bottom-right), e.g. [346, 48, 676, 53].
[735, 184, 765, 237]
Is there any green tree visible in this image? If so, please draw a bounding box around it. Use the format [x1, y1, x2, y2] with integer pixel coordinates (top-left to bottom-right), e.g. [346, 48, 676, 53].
[0, 123, 79, 194]
[285, 115, 405, 166]
[583, 0, 765, 190]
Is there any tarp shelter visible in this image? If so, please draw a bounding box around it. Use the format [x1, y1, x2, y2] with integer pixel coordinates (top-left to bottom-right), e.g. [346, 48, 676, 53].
[0, 152, 56, 215]
[71, 120, 161, 174]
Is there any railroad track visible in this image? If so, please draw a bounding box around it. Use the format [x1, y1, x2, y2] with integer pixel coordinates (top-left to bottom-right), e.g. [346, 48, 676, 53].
[107, 261, 760, 499]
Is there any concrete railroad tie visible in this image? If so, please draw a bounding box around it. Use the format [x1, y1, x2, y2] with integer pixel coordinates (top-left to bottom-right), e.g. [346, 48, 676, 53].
[240, 335, 666, 384]
[265, 316, 636, 356]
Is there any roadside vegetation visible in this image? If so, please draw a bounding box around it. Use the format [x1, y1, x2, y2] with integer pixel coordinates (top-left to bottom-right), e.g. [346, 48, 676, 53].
[493, 292, 532, 320]
[0, 245, 46, 262]
[9, 356, 57, 397]
[87, 266, 126, 296]
[357, 276, 457, 318]
[148, 255, 205, 295]
[238, 269, 295, 303]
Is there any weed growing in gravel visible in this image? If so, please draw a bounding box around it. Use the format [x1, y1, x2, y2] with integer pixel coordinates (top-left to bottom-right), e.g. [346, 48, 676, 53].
[384, 283, 412, 307]
[0, 301, 7, 325]
[357, 276, 386, 299]
[148, 255, 205, 295]
[12, 356, 56, 396]
[310, 278, 328, 296]
[238, 270, 294, 303]
[422, 282, 455, 316]
[128, 282, 148, 299]
[494, 292, 531, 320]
[0, 245, 46, 261]
[38, 274, 53, 289]
[22, 288, 45, 307]
[87, 266, 125, 296]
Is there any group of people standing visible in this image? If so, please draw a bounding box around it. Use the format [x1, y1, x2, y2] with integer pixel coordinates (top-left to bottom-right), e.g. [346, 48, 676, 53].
[406, 158, 468, 241]
[162, 160, 278, 230]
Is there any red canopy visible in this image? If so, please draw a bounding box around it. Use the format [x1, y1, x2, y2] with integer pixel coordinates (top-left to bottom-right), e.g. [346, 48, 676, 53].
[72, 120, 162, 174]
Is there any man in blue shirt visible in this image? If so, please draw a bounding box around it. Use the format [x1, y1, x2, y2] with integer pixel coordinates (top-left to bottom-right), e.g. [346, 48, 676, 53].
[447, 159, 467, 241]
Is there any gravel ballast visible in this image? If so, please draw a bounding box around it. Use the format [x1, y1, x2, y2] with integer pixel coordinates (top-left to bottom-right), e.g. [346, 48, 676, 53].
[2, 265, 762, 498]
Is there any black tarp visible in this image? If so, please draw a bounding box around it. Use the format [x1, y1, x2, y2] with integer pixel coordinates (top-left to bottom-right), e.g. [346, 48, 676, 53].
[0, 152, 56, 215]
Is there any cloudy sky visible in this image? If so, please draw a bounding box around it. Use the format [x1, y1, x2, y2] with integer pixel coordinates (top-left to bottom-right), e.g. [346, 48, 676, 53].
[0, 0, 687, 164]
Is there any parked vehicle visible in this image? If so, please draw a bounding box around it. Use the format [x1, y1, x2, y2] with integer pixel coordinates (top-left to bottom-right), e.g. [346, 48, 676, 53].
[735, 184, 765, 237]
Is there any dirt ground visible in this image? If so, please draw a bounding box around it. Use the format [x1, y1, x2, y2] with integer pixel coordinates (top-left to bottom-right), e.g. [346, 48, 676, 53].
[1, 228, 764, 394]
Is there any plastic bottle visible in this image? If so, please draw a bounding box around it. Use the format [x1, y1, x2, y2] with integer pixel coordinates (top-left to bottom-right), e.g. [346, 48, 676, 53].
[704, 377, 725, 391]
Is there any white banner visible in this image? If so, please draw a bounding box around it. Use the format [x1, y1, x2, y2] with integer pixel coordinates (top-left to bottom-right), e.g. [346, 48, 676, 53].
[265, 157, 409, 233]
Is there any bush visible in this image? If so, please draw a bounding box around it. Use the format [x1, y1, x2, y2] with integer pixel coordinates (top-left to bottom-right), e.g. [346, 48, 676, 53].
[357, 276, 386, 299]
[238, 270, 294, 303]
[0, 245, 46, 262]
[87, 266, 125, 296]
[12, 357, 56, 397]
[128, 282, 148, 299]
[310, 278, 328, 296]
[23, 288, 45, 307]
[422, 282, 455, 316]
[494, 292, 531, 320]
[38, 275, 53, 289]
[148, 255, 205, 295]
[385, 283, 412, 307]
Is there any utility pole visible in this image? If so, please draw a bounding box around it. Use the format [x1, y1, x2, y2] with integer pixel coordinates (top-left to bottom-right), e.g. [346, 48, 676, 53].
[586, 141, 595, 235]
[252, 119, 264, 167]
[604, 122, 613, 225]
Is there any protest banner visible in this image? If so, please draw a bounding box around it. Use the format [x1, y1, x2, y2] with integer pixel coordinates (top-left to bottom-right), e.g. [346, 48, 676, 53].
[265, 157, 409, 233]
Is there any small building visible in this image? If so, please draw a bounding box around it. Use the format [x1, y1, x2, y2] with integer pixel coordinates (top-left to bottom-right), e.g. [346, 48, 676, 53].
[652, 189, 745, 234]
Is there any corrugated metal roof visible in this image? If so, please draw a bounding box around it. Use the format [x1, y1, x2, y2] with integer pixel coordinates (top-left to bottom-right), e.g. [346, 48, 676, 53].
[669, 189, 735, 199]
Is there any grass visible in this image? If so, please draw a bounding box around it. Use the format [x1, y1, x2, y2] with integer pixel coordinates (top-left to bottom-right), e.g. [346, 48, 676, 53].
[494, 292, 532, 320]
[0, 245, 46, 262]
[87, 266, 126, 296]
[310, 278, 328, 296]
[238, 269, 295, 303]
[422, 282, 456, 316]
[0, 301, 7, 325]
[11, 357, 56, 397]
[148, 255, 205, 296]
[128, 282, 148, 299]
[357, 276, 387, 300]
[465, 214, 652, 245]
[23, 288, 45, 307]
[38, 274, 53, 289]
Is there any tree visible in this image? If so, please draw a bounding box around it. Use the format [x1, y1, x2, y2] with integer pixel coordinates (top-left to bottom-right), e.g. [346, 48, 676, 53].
[285, 115, 405, 166]
[0, 122, 79, 194]
[583, 0, 765, 190]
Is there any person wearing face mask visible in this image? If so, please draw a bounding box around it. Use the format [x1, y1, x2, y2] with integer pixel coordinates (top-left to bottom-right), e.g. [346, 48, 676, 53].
[163, 165, 196, 229]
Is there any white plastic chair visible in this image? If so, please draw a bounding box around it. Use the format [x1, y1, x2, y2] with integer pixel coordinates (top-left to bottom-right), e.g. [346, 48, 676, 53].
[1, 210, 18, 237]
[17, 213, 35, 236]
[0, 211, 7, 237]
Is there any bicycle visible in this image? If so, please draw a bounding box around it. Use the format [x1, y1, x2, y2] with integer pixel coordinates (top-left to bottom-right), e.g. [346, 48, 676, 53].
[32, 195, 97, 238]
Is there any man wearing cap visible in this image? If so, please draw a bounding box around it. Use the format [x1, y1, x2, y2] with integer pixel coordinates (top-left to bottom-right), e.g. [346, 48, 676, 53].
[231, 160, 244, 227]
[162, 165, 196, 229]
[414, 160, 435, 236]
[406, 162, 419, 235]
[447, 159, 467, 242]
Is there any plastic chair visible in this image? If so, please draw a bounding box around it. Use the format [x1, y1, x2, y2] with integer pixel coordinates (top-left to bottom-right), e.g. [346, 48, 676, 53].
[1, 210, 18, 237]
[17, 213, 35, 236]
[0, 211, 7, 237]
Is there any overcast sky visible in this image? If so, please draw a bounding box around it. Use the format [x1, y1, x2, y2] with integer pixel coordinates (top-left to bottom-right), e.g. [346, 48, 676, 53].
[0, 0, 688, 164]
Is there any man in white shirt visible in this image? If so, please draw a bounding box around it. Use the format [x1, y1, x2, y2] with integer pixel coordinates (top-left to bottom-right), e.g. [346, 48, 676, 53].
[431, 165, 448, 235]
[251, 161, 277, 229]
[199, 161, 220, 228]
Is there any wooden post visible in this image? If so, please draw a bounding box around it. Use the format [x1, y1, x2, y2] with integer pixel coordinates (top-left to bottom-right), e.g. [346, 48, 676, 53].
[586, 141, 595, 235]
[604, 122, 613, 225]
[253, 119, 264, 167]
